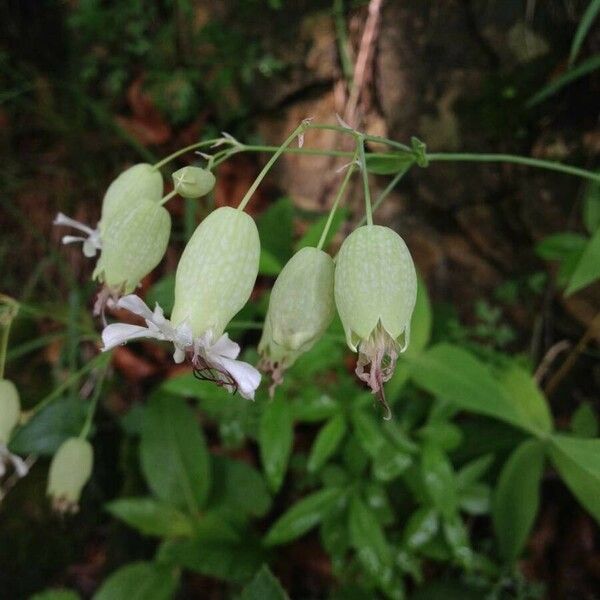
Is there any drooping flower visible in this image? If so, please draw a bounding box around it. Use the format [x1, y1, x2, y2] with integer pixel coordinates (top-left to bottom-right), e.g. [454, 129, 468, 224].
[101, 205, 262, 400]
[172, 166, 216, 198]
[0, 379, 28, 481]
[259, 247, 335, 393]
[47, 437, 93, 514]
[334, 225, 417, 418]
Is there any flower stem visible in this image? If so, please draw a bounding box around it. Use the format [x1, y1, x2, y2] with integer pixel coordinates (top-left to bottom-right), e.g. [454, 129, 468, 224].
[159, 189, 178, 206]
[426, 152, 600, 182]
[80, 364, 109, 440]
[237, 121, 311, 212]
[358, 136, 373, 226]
[0, 294, 19, 379]
[317, 146, 360, 250]
[152, 139, 221, 170]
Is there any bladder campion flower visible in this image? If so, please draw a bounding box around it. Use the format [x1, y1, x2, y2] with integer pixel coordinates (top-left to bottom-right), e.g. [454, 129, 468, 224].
[259, 247, 335, 393]
[0, 379, 28, 480]
[172, 166, 216, 198]
[47, 437, 93, 514]
[334, 225, 417, 418]
[101, 206, 262, 400]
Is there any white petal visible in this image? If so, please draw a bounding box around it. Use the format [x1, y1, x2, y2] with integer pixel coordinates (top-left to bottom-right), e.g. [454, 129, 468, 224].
[10, 454, 29, 478]
[53, 212, 96, 236]
[101, 322, 163, 351]
[61, 235, 87, 245]
[83, 239, 98, 257]
[210, 333, 241, 360]
[173, 346, 186, 363]
[117, 295, 155, 321]
[217, 356, 261, 400]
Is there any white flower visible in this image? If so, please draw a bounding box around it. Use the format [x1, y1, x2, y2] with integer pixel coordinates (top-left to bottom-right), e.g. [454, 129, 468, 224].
[53, 213, 102, 258]
[101, 295, 261, 399]
[101, 295, 193, 363]
[0, 444, 28, 479]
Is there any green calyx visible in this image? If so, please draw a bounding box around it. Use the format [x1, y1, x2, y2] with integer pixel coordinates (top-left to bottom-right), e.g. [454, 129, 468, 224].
[171, 206, 260, 338]
[334, 225, 417, 351]
[172, 166, 216, 198]
[0, 379, 20, 445]
[259, 247, 335, 369]
[93, 200, 171, 294]
[100, 163, 163, 231]
[47, 437, 93, 513]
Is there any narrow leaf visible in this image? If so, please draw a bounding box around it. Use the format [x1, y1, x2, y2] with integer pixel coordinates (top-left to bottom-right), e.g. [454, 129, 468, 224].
[492, 439, 545, 562]
[240, 565, 290, 600]
[93, 562, 179, 600]
[569, 0, 600, 65]
[259, 400, 294, 492]
[307, 414, 347, 472]
[565, 226, 600, 295]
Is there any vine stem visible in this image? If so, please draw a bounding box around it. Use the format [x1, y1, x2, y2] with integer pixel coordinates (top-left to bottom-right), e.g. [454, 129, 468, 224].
[159, 189, 178, 206]
[358, 136, 373, 225]
[317, 145, 361, 250]
[152, 139, 221, 170]
[426, 153, 600, 182]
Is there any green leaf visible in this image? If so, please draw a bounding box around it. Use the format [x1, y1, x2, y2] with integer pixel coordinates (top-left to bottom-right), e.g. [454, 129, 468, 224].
[583, 179, 600, 234]
[140, 394, 211, 513]
[565, 226, 600, 295]
[410, 344, 545, 435]
[240, 565, 290, 600]
[145, 274, 175, 315]
[257, 197, 294, 263]
[420, 444, 458, 519]
[365, 152, 414, 175]
[348, 495, 393, 587]
[460, 483, 491, 515]
[259, 399, 294, 492]
[259, 248, 283, 276]
[208, 455, 272, 518]
[30, 591, 80, 600]
[296, 208, 348, 251]
[93, 562, 179, 600]
[548, 434, 600, 524]
[497, 363, 553, 434]
[535, 232, 587, 260]
[402, 508, 439, 550]
[492, 439, 545, 562]
[9, 397, 86, 456]
[456, 454, 494, 491]
[443, 514, 472, 567]
[264, 487, 346, 546]
[527, 53, 600, 107]
[106, 497, 194, 537]
[569, 0, 600, 65]
[307, 414, 347, 473]
[570, 402, 599, 438]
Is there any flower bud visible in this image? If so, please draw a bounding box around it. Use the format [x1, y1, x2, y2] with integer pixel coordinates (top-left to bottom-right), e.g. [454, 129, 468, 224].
[171, 207, 260, 338]
[47, 437, 93, 513]
[101, 163, 163, 229]
[335, 225, 417, 416]
[172, 166, 216, 198]
[0, 379, 20, 444]
[93, 200, 171, 294]
[259, 247, 335, 387]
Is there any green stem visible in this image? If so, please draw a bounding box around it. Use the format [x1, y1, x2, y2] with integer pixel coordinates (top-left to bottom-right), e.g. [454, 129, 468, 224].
[0, 295, 19, 379]
[80, 365, 109, 439]
[317, 146, 360, 249]
[32, 353, 109, 415]
[358, 136, 373, 226]
[357, 165, 412, 227]
[333, 0, 354, 88]
[237, 122, 309, 212]
[426, 153, 600, 182]
[159, 189, 178, 206]
[152, 139, 221, 170]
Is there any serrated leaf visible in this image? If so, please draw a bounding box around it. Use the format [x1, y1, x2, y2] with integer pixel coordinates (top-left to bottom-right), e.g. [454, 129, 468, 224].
[93, 562, 179, 600]
[259, 399, 293, 492]
[106, 497, 194, 537]
[264, 487, 346, 546]
[140, 394, 211, 513]
[492, 439, 545, 562]
[240, 565, 290, 600]
[307, 414, 347, 472]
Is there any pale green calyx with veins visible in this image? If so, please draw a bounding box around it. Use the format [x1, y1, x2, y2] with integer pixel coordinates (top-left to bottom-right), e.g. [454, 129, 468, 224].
[259, 247, 335, 392]
[172, 166, 215, 198]
[0, 379, 28, 480]
[47, 437, 93, 514]
[335, 225, 417, 415]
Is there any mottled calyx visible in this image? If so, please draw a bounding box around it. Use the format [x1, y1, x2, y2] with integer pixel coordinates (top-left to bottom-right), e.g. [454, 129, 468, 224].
[172, 166, 216, 198]
[171, 207, 260, 338]
[0, 379, 20, 444]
